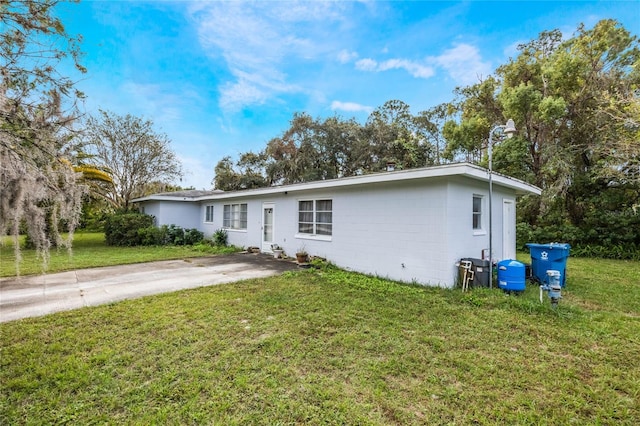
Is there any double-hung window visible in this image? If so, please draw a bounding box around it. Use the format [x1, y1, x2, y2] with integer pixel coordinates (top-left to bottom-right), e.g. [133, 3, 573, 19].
[472, 195, 482, 230]
[298, 199, 332, 236]
[205, 205, 214, 223]
[223, 203, 247, 230]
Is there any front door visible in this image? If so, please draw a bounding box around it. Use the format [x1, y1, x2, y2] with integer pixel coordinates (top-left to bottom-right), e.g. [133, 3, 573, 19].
[502, 199, 516, 260]
[262, 203, 275, 253]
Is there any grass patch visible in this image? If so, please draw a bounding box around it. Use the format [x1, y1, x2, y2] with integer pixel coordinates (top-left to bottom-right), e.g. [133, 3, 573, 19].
[1, 258, 638, 424]
[0, 232, 240, 277]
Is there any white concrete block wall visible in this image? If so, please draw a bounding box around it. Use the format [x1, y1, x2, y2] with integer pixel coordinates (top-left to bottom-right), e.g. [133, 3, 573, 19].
[446, 178, 490, 266]
[287, 181, 452, 286]
[138, 172, 525, 288]
[446, 177, 515, 285]
[141, 201, 161, 225]
[145, 201, 200, 229]
[197, 201, 253, 248]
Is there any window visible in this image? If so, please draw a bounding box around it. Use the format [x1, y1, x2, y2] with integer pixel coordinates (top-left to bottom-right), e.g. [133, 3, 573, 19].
[473, 195, 482, 230]
[205, 205, 214, 223]
[298, 199, 332, 236]
[223, 203, 247, 229]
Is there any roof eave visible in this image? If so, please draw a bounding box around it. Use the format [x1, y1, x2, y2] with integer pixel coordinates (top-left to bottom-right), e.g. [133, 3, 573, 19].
[462, 166, 542, 196]
[133, 163, 542, 202]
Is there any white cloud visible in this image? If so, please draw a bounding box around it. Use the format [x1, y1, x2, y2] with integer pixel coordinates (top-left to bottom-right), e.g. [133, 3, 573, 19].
[353, 43, 490, 85]
[331, 101, 373, 113]
[355, 58, 434, 79]
[430, 43, 493, 85]
[219, 80, 269, 110]
[189, 2, 350, 111]
[355, 58, 378, 72]
[378, 59, 435, 79]
[337, 49, 358, 63]
[218, 68, 302, 110]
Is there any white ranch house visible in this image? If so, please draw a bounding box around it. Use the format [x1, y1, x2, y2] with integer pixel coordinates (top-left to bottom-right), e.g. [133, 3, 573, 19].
[133, 163, 541, 287]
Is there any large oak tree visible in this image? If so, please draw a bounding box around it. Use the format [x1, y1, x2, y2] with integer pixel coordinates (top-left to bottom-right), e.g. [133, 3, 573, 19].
[443, 19, 640, 248]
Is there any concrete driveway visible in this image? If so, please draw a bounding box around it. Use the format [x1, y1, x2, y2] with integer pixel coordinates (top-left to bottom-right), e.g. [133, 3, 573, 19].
[0, 253, 299, 323]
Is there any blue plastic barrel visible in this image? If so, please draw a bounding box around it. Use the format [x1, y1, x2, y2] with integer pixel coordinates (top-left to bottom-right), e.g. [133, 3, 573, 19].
[497, 259, 526, 292]
[526, 243, 571, 287]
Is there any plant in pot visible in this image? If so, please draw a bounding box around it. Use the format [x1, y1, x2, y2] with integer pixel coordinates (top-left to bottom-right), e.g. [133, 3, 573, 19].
[296, 245, 308, 264]
[271, 244, 284, 259]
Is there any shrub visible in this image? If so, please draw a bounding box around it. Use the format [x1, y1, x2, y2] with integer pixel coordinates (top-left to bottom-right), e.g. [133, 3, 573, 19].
[518, 221, 585, 252]
[159, 225, 204, 246]
[518, 220, 640, 260]
[104, 212, 208, 247]
[104, 213, 154, 246]
[212, 228, 228, 246]
[571, 243, 640, 261]
[183, 228, 204, 245]
[137, 226, 168, 246]
[165, 225, 185, 245]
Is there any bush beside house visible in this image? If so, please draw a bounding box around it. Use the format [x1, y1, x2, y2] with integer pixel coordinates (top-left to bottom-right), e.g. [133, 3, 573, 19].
[105, 213, 203, 247]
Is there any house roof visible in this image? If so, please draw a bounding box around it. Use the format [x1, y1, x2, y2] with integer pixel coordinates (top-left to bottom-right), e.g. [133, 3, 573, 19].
[134, 189, 223, 202]
[132, 163, 541, 203]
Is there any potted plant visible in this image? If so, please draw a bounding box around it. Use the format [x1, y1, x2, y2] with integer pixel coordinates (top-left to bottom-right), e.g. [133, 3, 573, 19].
[296, 245, 308, 264]
[271, 244, 284, 259]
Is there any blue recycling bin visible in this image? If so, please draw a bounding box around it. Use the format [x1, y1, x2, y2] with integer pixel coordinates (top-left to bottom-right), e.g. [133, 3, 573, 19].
[526, 243, 571, 287]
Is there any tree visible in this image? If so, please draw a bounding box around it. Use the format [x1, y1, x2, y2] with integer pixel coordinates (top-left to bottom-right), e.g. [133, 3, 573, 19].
[1, 0, 87, 264]
[264, 112, 316, 185]
[215, 101, 440, 187]
[213, 156, 241, 191]
[364, 100, 432, 171]
[414, 103, 452, 165]
[84, 110, 183, 210]
[236, 152, 268, 189]
[497, 20, 639, 221]
[262, 112, 368, 184]
[314, 115, 363, 177]
[443, 19, 640, 250]
[213, 153, 268, 191]
[442, 77, 503, 163]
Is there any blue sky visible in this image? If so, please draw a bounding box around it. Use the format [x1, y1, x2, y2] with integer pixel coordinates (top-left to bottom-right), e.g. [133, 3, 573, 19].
[57, 1, 639, 190]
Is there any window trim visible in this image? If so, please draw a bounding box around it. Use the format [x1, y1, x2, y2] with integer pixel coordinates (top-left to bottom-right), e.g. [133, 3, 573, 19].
[223, 203, 248, 230]
[472, 194, 485, 235]
[204, 205, 214, 223]
[297, 199, 332, 238]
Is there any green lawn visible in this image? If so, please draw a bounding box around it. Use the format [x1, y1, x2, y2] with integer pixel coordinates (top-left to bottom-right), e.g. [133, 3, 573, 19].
[1, 244, 639, 424]
[0, 232, 239, 277]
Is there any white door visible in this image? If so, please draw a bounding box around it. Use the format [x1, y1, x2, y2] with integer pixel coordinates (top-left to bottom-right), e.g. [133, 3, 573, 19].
[502, 199, 516, 260]
[262, 203, 275, 252]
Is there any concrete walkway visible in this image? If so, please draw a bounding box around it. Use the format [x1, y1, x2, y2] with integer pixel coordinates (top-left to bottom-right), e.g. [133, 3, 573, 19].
[0, 253, 299, 323]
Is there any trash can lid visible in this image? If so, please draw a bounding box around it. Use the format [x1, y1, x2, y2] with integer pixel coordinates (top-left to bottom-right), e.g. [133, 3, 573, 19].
[497, 259, 525, 267]
[460, 257, 490, 266]
[526, 242, 571, 250]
